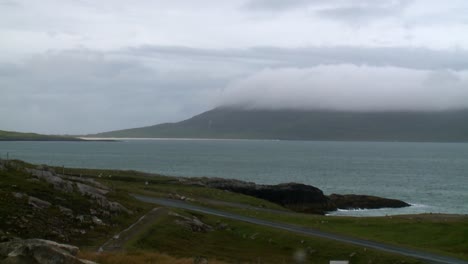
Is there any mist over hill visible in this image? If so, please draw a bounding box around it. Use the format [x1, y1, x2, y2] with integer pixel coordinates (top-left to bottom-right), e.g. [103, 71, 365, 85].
[91, 108, 468, 142]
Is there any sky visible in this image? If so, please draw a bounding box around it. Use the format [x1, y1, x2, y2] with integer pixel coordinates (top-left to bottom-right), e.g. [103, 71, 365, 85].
[1, 0, 468, 134]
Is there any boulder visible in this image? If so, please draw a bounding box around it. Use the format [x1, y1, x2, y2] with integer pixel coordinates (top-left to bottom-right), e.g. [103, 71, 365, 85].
[0, 238, 96, 264]
[12, 193, 25, 199]
[58, 206, 74, 217]
[171, 213, 213, 233]
[91, 216, 104, 226]
[28, 197, 51, 210]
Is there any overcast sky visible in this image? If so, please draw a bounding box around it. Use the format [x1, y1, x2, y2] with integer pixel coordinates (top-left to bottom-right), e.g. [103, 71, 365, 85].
[1, 0, 468, 134]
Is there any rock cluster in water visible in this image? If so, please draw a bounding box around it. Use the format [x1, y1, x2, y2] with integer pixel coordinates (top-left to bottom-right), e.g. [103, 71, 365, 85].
[180, 178, 410, 214]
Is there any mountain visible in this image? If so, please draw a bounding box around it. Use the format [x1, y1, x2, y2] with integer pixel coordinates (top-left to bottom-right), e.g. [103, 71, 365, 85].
[91, 108, 468, 142]
[0, 130, 82, 141]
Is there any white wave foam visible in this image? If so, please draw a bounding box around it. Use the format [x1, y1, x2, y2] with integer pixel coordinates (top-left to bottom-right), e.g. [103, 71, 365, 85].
[409, 203, 429, 208]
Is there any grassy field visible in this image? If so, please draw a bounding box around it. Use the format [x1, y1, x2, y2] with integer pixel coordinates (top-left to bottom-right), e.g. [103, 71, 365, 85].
[207, 206, 468, 260]
[2, 161, 467, 263]
[125, 210, 422, 264]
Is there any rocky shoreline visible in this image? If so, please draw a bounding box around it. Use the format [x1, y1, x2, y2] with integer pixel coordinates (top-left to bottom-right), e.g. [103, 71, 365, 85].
[179, 177, 410, 214]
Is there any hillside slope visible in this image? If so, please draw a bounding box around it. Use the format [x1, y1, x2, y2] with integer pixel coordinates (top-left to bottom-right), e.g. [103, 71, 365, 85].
[0, 130, 82, 141]
[92, 108, 468, 142]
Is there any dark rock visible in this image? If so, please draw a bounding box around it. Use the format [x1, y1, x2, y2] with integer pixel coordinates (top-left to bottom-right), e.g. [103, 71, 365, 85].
[236, 182, 334, 214]
[182, 177, 409, 214]
[329, 194, 410, 210]
[184, 178, 334, 214]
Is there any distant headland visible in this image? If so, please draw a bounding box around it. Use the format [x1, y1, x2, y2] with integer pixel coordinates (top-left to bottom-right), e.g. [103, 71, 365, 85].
[90, 107, 468, 142]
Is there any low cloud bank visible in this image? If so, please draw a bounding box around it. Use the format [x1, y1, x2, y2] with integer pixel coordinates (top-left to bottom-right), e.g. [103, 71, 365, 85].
[218, 65, 468, 112]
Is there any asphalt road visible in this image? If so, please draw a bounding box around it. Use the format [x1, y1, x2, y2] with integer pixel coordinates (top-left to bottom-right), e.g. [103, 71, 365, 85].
[133, 194, 468, 264]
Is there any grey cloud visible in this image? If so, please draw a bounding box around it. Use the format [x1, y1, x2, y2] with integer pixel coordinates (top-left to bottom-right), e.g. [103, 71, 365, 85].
[244, 0, 411, 22]
[404, 7, 468, 27]
[242, 0, 310, 11]
[2, 0, 468, 135]
[218, 65, 468, 112]
[316, 1, 410, 23]
[126, 45, 468, 71]
[0, 63, 22, 76]
[2, 45, 468, 134]
[0, 50, 225, 134]
[0, 0, 19, 6]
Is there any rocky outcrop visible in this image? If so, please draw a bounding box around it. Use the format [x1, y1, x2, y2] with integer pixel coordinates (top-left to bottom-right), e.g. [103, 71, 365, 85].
[181, 177, 409, 214]
[28, 196, 51, 210]
[170, 212, 213, 233]
[223, 182, 333, 214]
[26, 169, 74, 193]
[58, 206, 73, 217]
[75, 182, 109, 198]
[0, 238, 96, 264]
[26, 167, 132, 215]
[329, 194, 410, 210]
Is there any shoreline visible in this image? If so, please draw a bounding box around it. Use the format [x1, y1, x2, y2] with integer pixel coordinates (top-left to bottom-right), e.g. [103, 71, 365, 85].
[79, 137, 468, 144]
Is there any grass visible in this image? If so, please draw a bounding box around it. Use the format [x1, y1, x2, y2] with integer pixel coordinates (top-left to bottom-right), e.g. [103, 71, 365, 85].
[126, 209, 423, 264]
[3, 161, 467, 262]
[79, 251, 227, 264]
[0, 130, 80, 141]
[52, 164, 468, 260]
[184, 201, 468, 260]
[56, 166, 286, 210]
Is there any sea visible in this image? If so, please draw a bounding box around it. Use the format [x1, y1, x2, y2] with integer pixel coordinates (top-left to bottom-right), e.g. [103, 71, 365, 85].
[1, 139, 467, 217]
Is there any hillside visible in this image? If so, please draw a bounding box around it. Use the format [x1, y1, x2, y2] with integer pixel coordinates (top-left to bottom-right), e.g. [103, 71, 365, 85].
[0, 130, 82, 141]
[92, 108, 468, 142]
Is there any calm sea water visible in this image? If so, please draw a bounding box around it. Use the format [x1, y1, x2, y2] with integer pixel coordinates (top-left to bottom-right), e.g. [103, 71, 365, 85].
[1, 139, 467, 216]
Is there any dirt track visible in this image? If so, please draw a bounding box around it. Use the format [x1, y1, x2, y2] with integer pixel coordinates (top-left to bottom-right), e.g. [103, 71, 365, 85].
[98, 207, 167, 252]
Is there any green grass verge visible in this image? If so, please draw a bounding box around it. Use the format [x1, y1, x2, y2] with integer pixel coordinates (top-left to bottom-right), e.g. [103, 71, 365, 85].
[128, 210, 423, 264]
